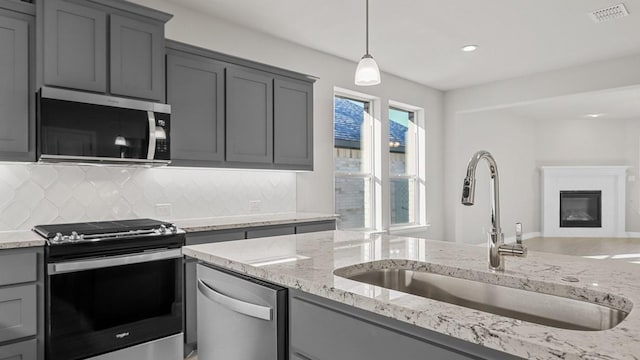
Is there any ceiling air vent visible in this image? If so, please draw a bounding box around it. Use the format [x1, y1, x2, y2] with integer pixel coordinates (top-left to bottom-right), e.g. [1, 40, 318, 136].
[590, 3, 630, 23]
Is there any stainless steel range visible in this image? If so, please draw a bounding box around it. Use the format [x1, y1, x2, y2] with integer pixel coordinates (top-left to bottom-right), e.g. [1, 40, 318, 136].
[34, 219, 184, 360]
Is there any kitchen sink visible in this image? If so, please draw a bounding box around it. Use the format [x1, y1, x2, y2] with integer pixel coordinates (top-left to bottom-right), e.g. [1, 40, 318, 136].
[335, 267, 629, 331]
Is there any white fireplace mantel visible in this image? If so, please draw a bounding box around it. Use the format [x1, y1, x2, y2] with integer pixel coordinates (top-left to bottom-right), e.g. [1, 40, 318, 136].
[540, 166, 628, 237]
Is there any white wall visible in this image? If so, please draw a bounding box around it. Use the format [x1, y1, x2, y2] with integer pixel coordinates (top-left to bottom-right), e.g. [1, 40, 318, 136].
[445, 53, 640, 242]
[454, 111, 640, 244]
[129, 0, 446, 239]
[455, 112, 537, 244]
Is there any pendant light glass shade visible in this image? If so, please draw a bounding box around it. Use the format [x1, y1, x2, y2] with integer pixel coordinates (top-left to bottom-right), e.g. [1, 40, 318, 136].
[355, 0, 381, 86]
[355, 54, 381, 86]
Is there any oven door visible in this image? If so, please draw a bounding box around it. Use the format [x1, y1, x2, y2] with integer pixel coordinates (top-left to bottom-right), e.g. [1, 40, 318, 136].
[46, 249, 183, 360]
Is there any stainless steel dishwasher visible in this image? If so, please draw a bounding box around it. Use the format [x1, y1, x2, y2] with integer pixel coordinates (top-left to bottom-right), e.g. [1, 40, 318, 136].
[196, 264, 287, 360]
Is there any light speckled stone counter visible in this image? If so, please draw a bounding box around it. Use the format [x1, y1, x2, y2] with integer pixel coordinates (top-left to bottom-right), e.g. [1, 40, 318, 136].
[0, 230, 46, 249]
[183, 231, 640, 360]
[170, 212, 337, 233]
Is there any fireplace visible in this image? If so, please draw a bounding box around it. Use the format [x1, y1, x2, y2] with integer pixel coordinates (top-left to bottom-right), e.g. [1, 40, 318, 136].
[559, 190, 602, 228]
[541, 166, 627, 237]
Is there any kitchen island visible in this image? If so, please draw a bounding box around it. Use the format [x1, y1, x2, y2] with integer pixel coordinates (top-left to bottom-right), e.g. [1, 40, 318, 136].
[183, 230, 640, 360]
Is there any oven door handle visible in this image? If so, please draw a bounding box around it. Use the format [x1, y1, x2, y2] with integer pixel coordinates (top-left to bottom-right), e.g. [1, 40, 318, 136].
[48, 248, 182, 275]
[197, 279, 273, 321]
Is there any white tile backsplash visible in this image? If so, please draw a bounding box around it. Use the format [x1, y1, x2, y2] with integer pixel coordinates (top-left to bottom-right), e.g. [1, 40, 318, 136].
[0, 163, 296, 231]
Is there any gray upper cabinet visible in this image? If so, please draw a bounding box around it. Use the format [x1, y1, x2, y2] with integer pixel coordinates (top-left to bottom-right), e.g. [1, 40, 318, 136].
[0, 6, 33, 162]
[167, 51, 225, 164]
[274, 78, 313, 169]
[226, 66, 274, 164]
[43, 0, 107, 93]
[165, 40, 315, 170]
[110, 14, 163, 101]
[41, 0, 171, 101]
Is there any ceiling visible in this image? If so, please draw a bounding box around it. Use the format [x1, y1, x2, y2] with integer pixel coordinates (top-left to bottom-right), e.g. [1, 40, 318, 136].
[165, 0, 640, 90]
[484, 86, 640, 121]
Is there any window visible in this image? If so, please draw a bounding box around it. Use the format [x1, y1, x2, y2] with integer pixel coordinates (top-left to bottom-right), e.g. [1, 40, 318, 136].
[334, 95, 374, 230]
[389, 107, 418, 225]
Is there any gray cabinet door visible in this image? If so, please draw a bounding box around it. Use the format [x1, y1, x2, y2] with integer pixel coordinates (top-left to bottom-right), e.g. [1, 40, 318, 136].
[226, 67, 273, 164]
[110, 14, 163, 101]
[0, 10, 31, 161]
[168, 53, 225, 164]
[43, 0, 107, 93]
[274, 78, 313, 169]
[0, 285, 36, 343]
[0, 339, 37, 360]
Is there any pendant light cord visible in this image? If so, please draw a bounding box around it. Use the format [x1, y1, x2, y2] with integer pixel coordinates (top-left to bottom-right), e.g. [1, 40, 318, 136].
[365, 0, 369, 55]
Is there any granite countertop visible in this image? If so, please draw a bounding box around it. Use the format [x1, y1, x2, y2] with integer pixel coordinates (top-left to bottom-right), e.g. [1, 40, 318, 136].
[183, 230, 640, 360]
[0, 230, 46, 249]
[170, 212, 338, 232]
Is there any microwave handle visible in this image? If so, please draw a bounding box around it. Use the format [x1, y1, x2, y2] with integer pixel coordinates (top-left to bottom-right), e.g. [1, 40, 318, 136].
[147, 111, 157, 160]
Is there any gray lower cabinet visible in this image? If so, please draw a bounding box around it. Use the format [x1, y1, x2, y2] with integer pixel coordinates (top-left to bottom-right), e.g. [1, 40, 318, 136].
[43, 0, 107, 92]
[41, 0, 170, 101]
[0, 285, 36, 343]
[0, 247, 44, 360]
[289, 290, 520, 360]
[295, 221, 335, 234]
[246, 225, 295, 239]
[0, 339, 37, 360]
[274, 78, 313, 170]
[0, 4, 34, 162]
[226, 66, 274, 164]
[167, 51, 226, 165]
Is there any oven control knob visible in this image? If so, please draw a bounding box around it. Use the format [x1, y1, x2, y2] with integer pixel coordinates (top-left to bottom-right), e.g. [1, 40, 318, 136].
[69, 231, 81, 241]
[51, 232, 64, 243]
[168, 225, 177, 234]
[159, 224, 168, 234]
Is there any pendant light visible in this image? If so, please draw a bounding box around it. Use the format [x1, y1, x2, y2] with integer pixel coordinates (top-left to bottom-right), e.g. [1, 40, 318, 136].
[354, 0, 381, 86]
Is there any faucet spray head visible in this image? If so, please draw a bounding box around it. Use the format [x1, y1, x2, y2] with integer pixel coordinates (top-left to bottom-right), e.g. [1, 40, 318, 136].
[461, 176, 476, 205]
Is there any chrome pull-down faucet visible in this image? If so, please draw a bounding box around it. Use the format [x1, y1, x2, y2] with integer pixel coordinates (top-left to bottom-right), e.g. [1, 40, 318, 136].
[461, 150, 527, 271]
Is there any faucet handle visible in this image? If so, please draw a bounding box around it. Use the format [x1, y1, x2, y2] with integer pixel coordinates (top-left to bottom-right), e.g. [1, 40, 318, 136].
[498, 222, 527, 258]
[515, 222, 523, 245]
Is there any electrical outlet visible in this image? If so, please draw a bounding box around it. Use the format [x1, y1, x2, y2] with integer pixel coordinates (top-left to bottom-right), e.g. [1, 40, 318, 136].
[155, 203, 172, 217]
[248, 200, 262, 213]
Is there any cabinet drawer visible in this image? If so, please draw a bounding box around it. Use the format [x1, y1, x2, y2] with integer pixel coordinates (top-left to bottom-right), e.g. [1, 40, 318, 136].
[246, 226, 294, 239]
[295, 221, 335, 234]
[0, 285, 37, 343]
[0, 252, 36, 286]
[0, 339, 36, 360]
[186, 230, 245, 246]
[290, 295, 479, 360]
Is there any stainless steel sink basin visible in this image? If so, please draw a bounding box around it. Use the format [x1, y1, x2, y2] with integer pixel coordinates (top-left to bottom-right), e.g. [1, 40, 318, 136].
[337, 268, 629, 331]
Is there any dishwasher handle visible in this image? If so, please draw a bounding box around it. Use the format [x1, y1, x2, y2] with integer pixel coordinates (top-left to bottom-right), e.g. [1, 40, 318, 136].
[197, 279, 273, 321]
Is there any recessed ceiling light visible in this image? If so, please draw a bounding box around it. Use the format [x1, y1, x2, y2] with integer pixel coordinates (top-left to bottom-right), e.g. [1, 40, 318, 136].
[585, 113, 605, 118]
[461, 45, 479, 52]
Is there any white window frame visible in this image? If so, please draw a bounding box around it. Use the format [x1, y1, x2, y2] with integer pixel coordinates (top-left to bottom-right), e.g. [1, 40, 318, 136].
[387, 100, 427, 233]
[333, 88, 381, 231]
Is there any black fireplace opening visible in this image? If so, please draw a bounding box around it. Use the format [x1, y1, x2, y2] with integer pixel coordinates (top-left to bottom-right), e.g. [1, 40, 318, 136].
[559, 190, 602, 228]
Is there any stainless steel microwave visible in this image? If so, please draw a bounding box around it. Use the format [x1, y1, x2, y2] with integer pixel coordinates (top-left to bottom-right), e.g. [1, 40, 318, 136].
[37, 87, 171, 166]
